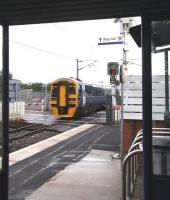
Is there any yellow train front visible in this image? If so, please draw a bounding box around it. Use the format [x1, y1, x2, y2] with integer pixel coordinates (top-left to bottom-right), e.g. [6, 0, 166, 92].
[50, 77, 106, 119]
[49, 78, 78, 118]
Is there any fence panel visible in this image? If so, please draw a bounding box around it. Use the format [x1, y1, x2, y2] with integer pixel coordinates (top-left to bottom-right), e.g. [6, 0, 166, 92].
[123, 75, 168, 121]
[8, 102, 25, 121]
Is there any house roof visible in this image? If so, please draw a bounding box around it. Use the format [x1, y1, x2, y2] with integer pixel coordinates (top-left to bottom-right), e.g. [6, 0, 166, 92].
[0, 0, 170, 25]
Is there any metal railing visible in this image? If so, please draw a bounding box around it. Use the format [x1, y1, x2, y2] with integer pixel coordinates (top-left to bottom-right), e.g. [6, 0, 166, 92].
[123, 129, 143, 200]
[122, 127, 170, 200]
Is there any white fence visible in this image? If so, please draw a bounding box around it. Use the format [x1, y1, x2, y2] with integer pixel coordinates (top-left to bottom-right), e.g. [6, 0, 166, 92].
[123, 75, 168, 121]
[0, 102, 25, 121]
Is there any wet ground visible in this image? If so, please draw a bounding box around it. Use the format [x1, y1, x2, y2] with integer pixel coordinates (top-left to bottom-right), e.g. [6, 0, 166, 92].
[23, 110, 58, 124]
[23, 110, 107, 125]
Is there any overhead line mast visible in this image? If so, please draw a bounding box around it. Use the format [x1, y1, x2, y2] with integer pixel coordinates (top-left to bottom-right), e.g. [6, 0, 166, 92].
[76, 59, 97, 79]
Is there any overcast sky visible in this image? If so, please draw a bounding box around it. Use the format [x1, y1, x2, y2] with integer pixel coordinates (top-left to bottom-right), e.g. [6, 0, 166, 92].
[0, 17, 167, 85]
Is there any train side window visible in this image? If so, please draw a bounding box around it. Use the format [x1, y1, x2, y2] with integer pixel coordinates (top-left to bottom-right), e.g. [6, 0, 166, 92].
[51, 86, 58, 97]
[95, 88, 98, 96]
[98, 88, 103, 96]
[85, 85, 90, 95]
[91, 87, 95, 96]
[95, 88, 104, 96]
[85, 85, 88, 95]
[69, 85, 76, 94]
[79, 85, 82, 96]
[85, 85, 93, 96]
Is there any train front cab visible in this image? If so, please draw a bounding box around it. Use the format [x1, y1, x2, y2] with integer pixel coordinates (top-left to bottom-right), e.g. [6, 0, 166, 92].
[50, 79, 78, 118]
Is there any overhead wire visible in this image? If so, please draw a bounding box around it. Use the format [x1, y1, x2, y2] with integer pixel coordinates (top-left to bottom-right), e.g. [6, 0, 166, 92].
[9, 40, 101, 64]
[127, 60, 141, 66]
[10, 40, 76, 61]
[3, 20, 141, 68]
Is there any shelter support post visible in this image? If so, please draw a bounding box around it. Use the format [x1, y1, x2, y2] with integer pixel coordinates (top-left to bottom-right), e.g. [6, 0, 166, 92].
[165, 50, 169, 112]
[2, 24, 9, 200]
[141, 12, 153, 200]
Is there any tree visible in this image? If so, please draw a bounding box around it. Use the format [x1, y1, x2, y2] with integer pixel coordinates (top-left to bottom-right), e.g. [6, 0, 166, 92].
[20, 82, 44, 91]
[0, 71, 13, 80]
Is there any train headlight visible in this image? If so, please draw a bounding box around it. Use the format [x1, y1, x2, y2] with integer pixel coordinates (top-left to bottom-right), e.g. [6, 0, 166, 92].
[69, 98, 76, 101]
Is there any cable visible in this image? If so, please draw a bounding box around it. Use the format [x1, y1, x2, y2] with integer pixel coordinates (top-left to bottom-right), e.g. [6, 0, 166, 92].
[10, 40, 75, 60]
[10, 40, 100, 63]
[127, 61, 142, 66]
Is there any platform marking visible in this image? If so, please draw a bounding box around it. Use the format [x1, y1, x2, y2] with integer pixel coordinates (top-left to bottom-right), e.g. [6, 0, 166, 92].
[9, 124, 96, 166]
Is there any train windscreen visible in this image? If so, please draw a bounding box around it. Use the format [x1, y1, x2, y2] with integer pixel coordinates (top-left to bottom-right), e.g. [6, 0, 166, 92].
[69, 84, 76, 94]
[51, 85, 58, 98]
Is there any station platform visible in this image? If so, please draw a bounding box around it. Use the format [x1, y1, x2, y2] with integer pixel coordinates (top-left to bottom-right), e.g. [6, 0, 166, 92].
[9, 123, 122, 200]
[26, 150, 122, 200]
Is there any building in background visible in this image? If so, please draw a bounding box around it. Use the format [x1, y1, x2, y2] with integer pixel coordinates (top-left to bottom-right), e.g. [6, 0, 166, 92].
[9, 79, 21, 102]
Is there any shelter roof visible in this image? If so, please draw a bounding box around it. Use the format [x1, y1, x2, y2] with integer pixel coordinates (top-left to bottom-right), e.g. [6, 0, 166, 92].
[0, 0, 170, 25]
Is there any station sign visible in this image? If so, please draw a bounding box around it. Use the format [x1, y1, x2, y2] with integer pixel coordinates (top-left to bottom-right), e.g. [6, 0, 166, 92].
[98, 36, 124, 45]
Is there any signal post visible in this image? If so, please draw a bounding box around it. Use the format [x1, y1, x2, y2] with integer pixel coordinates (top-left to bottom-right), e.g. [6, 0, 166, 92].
[106, 62, 120, 125]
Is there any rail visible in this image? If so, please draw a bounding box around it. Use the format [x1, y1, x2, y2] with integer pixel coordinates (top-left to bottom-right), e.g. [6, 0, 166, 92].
[123, 127, 170, 200]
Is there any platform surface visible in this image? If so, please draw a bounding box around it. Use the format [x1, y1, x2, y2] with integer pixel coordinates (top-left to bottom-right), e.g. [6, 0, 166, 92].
[26, 149, 122, 200]
[9, 122, 121, 200]
[9, 124, 95, 166]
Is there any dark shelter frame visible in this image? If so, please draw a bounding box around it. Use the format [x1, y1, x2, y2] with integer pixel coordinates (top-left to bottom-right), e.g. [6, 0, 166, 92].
[1, 24, 9, 200]
[0, 1, 170, 199]
[141, 13, 152, 200]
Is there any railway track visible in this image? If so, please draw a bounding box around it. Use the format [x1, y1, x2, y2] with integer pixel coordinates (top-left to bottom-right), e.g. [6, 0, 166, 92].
[9, 111, 106, 152]
[9, 121, 82, 152]
[9, 112, 105, 136]
[10, 127, 49, 142]
[9, 123, 44, 133]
